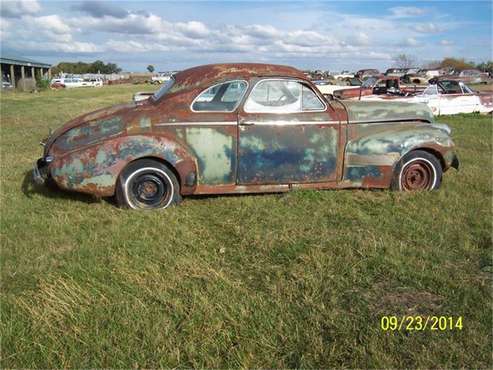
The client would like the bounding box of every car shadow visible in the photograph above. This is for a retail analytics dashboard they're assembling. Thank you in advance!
[21,170,110,205]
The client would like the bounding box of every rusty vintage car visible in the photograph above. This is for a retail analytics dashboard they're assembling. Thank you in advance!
[33,63,459,210]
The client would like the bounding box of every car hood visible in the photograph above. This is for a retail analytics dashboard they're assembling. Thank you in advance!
[342,100,434,123]
[44,102,136,155]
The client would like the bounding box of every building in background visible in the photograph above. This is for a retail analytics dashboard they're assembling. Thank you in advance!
[1,55,51,91]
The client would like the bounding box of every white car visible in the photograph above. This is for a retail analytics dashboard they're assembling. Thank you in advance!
[363,80,493,115]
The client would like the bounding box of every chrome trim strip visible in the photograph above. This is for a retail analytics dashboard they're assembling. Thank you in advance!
[155,120,338,127]
[245,120,338,126]
[155,121,237,126]
[348,118,430,124]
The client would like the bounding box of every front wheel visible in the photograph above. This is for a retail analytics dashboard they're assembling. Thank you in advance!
[115,159,181,210]
[391,150,443,191]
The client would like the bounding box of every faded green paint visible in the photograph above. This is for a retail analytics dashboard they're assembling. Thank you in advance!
[139,116,151,128]
[50,135,192,196]
[55,116,124,151]
[344,100,434,123]
[185,128,234,184]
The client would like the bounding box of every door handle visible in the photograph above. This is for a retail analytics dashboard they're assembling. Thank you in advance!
[239,121,255,126]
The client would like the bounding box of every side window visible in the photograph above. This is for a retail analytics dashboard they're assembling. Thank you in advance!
[244,80,324,113]
[192,80,247,112]
[302,85,325,110]
[423,85,438,95]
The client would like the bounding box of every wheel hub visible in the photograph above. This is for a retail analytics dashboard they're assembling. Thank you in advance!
[401,161,433,190]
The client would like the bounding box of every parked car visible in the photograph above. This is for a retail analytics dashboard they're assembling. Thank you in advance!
[50,77,103,88]
[385,68,409,78]
[361,80,493,115]
[355,69,380,79]
[34,63,459,210]
[332,76,425,100]
[431,69,490,85]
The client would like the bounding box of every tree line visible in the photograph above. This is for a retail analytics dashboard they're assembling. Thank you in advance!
[394,55,493,74]
[51,60,122,75]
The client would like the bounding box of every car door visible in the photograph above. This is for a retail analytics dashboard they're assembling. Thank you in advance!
[237,78,340,184]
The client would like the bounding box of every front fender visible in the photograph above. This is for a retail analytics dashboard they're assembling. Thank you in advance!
[49,135,198,197]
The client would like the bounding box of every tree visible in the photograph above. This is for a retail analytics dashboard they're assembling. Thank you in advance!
[147,65,155,73]
[474,61,493,74]
[439,58,474,71]
[393,54,417,69]
[51,60,122,75]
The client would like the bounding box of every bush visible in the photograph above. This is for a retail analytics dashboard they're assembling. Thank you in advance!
[36,76,50,90]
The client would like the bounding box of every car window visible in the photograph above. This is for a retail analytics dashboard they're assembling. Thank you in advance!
[439,81,462,94]
[302,85,325,110]
[423,85,438,95]
[244,80,324,113]
[192,80,247,112]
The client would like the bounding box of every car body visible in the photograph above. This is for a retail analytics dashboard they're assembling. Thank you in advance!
[432,69,490,85]
[355,69,380,79]
[385,68,410,78]
[34,63,459,210]
[360,80,493,115]
[331,71,354,79]
[332,76,426,100]
[50,77,103,88]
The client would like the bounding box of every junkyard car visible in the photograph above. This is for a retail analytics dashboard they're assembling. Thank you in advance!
[361,80,493,115]
[34,63,459,210]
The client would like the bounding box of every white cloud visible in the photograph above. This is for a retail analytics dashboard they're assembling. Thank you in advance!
[389,6,428,18]
[413,23,445,33]
[29,15,70,34]
[440,39,454,46]
[1,0,41,18]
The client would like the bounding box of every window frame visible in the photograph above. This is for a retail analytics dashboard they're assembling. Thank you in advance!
[190,79,249,113]
[243,78,327,114]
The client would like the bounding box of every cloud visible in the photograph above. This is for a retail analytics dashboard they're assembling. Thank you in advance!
[73,1,128,19]
[413,23,445,33]
[389,6,428,18]
[30,15,71,34]
[440,39,454,46]
[1,0,41,18]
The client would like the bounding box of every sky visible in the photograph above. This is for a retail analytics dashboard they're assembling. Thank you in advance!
[0,0,491,72]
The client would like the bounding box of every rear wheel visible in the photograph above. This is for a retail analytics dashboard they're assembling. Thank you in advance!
[391,150,442,191]
[115,159,181,209]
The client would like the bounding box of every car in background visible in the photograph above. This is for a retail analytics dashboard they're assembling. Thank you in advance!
[431,69,490,85]
[34,63,458,210]
[385,68,410,78]
[361,80,493,115]
[355,69,380,79]
[50,77,103,89]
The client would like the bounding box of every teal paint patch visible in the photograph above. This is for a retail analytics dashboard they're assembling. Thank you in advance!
[344,166,382,181]
[55,116,124,151]
[185,128,235,185]
[344,100,434,123]
[139,117,151,128]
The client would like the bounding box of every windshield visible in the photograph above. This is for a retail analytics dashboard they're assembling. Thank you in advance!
[362,77,378,88]
[152,77,175,101]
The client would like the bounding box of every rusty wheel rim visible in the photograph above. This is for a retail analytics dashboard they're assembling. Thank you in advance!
[401,160,434,191]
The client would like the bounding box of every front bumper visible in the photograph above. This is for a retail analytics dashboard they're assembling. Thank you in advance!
[32,157,50,185]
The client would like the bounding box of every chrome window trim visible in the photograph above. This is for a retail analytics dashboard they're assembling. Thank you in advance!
[243,78,327,114]
[190,79,249,113]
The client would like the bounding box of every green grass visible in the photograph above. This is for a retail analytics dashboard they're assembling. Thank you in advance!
[1,85,492,368]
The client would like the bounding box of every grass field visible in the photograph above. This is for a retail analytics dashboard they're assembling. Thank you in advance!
[1,85,492,368]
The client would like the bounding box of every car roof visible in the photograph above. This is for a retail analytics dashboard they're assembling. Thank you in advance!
[173,63,307,91]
